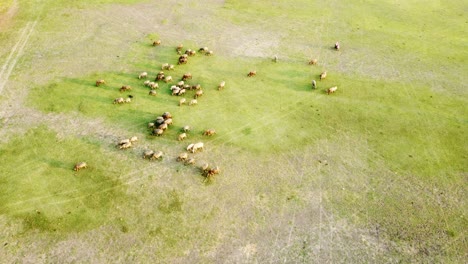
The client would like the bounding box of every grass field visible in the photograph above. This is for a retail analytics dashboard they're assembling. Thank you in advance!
[0,0,466,263]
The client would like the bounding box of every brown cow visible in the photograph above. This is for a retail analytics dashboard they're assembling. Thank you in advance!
[247,71,256,77]
[73,162,87,171]
[96,79,106,87]
[203,129,216,136]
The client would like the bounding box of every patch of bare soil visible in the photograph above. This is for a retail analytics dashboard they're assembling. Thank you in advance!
[0,0,18,31]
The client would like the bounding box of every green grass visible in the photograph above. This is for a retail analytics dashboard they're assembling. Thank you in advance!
[0,127,129,233]
[2,0,468,262]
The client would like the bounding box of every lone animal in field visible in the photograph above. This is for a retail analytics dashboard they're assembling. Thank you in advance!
[203,129,216,136]
[151,151,163,160]
[327,86,338,95]
[334,41,340,50]
[96,79,106,87]
[189,99,197,106]
[113,97,125,104]
[182,125,191,132]
[247,71,256,77]
[143,150,155,159]
[312,80,317,89]
[153,128,164,136]
[120,85,131,92]
[139,72,148,79]
[153,40,161,46]
[273,55,278,63]
[308,59,318,65]
[320,71,327,80]
[179,98,186,106]
[194,90,203,98]
[218,81,225,90]
[177,152,188,162]
[164,76,173,83]
[178,133,187,141]
[73,162,87,171]
[182,73,192,81]
[149,90,157,96]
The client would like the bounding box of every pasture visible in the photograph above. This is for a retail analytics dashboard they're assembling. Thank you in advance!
[0,0,466,263]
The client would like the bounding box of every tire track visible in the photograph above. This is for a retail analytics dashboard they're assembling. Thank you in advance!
[0,20,38,94]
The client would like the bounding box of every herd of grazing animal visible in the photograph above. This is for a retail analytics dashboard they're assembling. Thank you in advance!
[83,40,343,177]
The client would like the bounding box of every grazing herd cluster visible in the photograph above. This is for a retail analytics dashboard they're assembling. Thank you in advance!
[75,39,344,182]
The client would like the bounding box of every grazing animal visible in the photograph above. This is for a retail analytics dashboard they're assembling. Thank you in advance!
[320,71,327,80]
[148,122,155,128]
[96,80,106,87]
[177,152,188,161]
[155,117,165,125]
[153,128,164,136]
[218,81,225,90]
[130,136,138,142]
[247,71,256,77]
[153,40,161,46]
[185,158,195,166]
[201,163,210,173]
[149,90,157,96]
[182,125,191,132]
[178,133,187,141]
[162,63,169,70]
[327,86,338,95]
[178,89,186,96]
[172,87,181,96]
[308,59,318,65]
[73,162,87,171]
[176,44,183,52]
[206,166,220,177]
[188,50,196,56]
[164,118,173,126]
[156,71,165,81]
[203,129,216,136]
[178,56,188,65]
[185,49,193,55]
[199,47,208,53]
[119,138,130,145]
[158,123,168,130]
[191,142,204,153]
[177,80,185,87]
[194,90,203,98]
[273,55,278,62]
[192,84,201,90]
[144,80,151,86]
[179,98,186,106]
[120,85,131,92]
[124,98,132,103]
[150,82,159,89]
[186,144,195,152]
[151,151,163,160]
[162,112,172,119]
[143,150,155,159]
[312,80,317,89]
[182,73,192,81]
[113,97,125,104]
[189,99,198,106]
[206,50,213,56]
[334,41,340,50]
[164,76,173,83]
[168,64,175,71]
[139,72,148,79]
[119,141,132,149]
